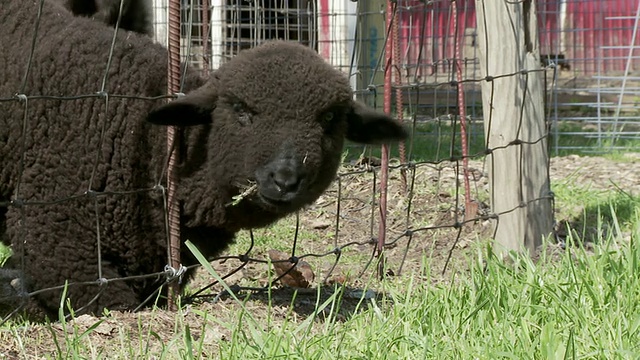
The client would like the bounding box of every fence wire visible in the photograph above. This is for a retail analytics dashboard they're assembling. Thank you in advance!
[0,0,591,323]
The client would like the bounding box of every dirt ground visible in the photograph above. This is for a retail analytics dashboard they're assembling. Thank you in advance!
[1,153,639,358]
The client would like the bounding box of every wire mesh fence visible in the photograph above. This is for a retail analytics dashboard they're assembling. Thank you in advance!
[538,0,640,153]
[162,0,639,153]
[0,0,635,322]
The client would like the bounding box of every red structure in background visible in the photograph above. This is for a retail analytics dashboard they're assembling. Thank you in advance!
[396,0,639,77]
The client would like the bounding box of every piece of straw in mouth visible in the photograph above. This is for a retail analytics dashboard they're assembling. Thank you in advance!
[227,182,258,206]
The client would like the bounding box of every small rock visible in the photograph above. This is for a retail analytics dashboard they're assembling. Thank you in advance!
[345,289,376,300]
[309,220,331,230]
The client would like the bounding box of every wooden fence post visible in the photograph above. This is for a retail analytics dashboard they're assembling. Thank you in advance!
[475,0,553,255]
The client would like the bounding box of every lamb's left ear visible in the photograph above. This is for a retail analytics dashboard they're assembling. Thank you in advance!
[146,86,217,126]
[345,101,408,144]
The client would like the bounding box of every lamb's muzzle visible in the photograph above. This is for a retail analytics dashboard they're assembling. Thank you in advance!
[255,151,307,205]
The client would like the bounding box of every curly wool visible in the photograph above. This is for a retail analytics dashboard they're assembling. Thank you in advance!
[0,0,204,318]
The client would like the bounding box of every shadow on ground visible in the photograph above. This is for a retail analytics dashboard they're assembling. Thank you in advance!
[186,284,389,322]
[555,190,638,244]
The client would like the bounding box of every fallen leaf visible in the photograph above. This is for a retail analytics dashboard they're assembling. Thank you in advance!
[324,274,348,286]
[268,250,315,288]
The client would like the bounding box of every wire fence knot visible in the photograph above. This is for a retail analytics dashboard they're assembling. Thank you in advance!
[164,264,187,284]
[14,94,27,102]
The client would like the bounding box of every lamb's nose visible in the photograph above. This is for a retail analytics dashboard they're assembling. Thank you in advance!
[271,167,301,193]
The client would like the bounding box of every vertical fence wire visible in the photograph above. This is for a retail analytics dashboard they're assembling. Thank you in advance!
[451,0,473,219]
[393,0,407,194]
[166,0,183,311]
[378,0,396,278]
[201,0,211,76]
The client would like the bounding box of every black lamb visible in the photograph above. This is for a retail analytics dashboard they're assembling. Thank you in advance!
[0,0,407,320]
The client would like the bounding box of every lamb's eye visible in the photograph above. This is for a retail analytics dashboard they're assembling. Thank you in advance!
[321,111,334,124]
[233,102,252,126]
[232,102,244,113]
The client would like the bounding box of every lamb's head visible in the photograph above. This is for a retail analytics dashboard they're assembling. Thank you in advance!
[147,41,407,228]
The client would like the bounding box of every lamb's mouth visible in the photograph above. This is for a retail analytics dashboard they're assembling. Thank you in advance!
[256,193,293,208]
[226,181,297,210]
[256,180,312,212]
[228,176,306,210]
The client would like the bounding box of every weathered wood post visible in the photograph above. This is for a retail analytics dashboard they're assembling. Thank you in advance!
[475,0,553,255]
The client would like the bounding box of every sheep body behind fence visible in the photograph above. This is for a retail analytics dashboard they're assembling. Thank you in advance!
[0,0,202,319]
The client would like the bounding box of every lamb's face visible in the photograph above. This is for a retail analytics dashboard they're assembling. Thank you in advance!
[148,41,407,225]
[208,43,355,215]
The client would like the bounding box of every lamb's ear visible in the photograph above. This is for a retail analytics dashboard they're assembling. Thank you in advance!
[147,88,216,126]
[345,101,408,144]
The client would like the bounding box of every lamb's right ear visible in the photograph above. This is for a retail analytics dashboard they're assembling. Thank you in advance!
[345,101,408,144]
[147,88,217,126]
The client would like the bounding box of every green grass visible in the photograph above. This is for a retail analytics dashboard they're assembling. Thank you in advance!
[552,173,640,241]
[227,216,326,256]
[188,222,640,359]
[0,243,9,266]
[3,207,638,359]
[347,121,640,164]
[213,233,639,359]
[550,121,640,156]
[346,121,487,163]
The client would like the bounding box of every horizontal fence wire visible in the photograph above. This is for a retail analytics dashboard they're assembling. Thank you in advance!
[2,0,632,322]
